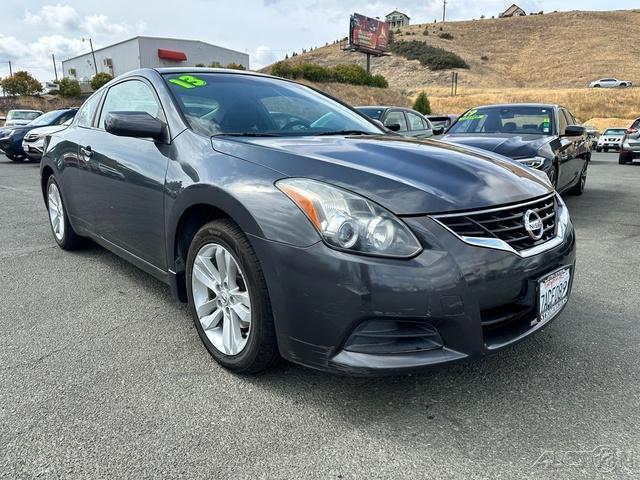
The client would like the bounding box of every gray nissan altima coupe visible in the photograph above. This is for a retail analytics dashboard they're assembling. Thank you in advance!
[40,68,575,375]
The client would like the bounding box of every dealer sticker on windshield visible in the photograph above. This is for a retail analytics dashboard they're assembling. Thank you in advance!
[536,267,571,326]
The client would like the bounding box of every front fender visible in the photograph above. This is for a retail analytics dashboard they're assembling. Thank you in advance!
[164,133,320,272]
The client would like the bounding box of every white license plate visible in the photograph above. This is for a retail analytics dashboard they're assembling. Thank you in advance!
[537,267,571,324]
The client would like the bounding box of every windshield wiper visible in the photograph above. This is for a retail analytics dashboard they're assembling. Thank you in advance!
[212,132,284,137]
[315,130,377,136]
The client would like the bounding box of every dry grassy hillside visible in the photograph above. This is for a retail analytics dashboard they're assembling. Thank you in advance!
[268,10,640,92]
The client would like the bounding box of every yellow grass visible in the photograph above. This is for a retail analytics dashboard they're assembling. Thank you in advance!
[425,87,640,127]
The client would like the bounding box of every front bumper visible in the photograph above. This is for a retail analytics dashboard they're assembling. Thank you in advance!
[253,214,576,376]
[598,141,622,150]
[621,139,640,156]
[22,139,44,159]
[0,136,23,156]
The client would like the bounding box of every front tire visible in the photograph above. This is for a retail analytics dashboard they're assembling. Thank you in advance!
[186,219,278,374]
[46,176,87,250]
[603,147,609,153]
[6,153,25,162]
[568,161,587,195]
[547,163,559,190]
[619,152,632,164]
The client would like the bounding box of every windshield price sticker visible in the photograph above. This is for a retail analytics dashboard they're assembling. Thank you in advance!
[169,75,207,89]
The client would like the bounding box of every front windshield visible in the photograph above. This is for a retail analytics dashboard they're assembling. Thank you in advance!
[9,111,41,121]
[27,110,64,127]
[448,106,555,136]
[356,108,385,120]
[604,129,626,135]
[164,73,382,137]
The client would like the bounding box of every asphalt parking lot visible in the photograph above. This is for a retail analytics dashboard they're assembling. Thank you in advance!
[0,152,638,479]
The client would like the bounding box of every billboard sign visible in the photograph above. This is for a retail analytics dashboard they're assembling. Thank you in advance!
[349,13,390,55]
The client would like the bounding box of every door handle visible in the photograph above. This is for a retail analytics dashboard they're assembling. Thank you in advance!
[80,146,93,158]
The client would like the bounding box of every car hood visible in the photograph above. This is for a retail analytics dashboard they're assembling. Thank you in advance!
[212,135,552,215]
[25,124,68,136]
[440,133,552,159]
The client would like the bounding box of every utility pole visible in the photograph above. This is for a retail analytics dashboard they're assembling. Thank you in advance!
[52,54,58,81]
[8,60,12,77]
[443,0,447,22]
[83,37,98,76]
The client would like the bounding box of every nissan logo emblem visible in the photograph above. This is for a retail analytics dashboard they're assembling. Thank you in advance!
[523,209,544,240]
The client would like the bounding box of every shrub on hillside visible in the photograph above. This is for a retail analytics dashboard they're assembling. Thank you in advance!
[270,62,388,88]
[412,92,431,115]
[423,28,429,36]
[390,40,469,70]
[89,72,113,90]
[57,78,82,97]
[438,32,454,40]
[0,71,42,96]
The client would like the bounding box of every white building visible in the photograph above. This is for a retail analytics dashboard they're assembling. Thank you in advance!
[385,10,410,28]
[62,36,249,83]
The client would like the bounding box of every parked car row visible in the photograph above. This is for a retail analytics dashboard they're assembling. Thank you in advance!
[5,68,635,376]
[0,108,77,161]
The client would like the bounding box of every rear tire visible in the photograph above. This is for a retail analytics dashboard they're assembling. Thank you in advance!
[595,147,602,152]
[186,219,279,374]
[46,176,87,250]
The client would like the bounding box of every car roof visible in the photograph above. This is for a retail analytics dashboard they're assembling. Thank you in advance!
[466,103,556,109]
[8,109,43,113]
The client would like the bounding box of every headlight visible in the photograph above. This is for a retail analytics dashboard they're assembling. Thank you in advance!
[517,156,546,169]
[556,193,570,239]
[276,178,422,258]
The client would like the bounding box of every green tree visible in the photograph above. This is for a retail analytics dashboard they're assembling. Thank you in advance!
[226,62,246,70]
[57,78,82,97]
[0,71,42,96]
[413,92,431,115]
[89,72,113,91]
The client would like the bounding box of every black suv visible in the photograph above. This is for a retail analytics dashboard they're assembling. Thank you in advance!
[442,103,590,195]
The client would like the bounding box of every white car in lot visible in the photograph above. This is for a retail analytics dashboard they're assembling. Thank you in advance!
[21,118,73,161]
[596,128,626,152]
[3,109,43,127]
[589,78,633,88]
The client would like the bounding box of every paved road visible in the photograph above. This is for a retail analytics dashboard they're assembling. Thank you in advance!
[0,153,638,479]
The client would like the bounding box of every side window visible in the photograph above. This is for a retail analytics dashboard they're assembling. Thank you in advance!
[99,80,160,129]
[76,92,103,128]
[406,111,425,131]
[558,109,568,135]
[384,110,408,132]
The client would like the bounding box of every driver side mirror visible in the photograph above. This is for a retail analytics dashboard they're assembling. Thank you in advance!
[105,112,166,141]
[563,125,586,137]
[432,126,445,135]
[385,123,401,132]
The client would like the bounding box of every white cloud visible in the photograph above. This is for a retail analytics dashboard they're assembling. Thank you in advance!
[85,14,130,37]
[24,4,80,31]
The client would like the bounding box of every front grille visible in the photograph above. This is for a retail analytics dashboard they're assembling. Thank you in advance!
[434,194,557,252]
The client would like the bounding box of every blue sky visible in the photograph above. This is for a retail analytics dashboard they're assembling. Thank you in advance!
[1,0,637,81]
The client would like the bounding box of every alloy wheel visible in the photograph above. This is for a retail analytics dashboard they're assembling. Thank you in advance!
[191,243,252,355]
[47,183,65,241]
